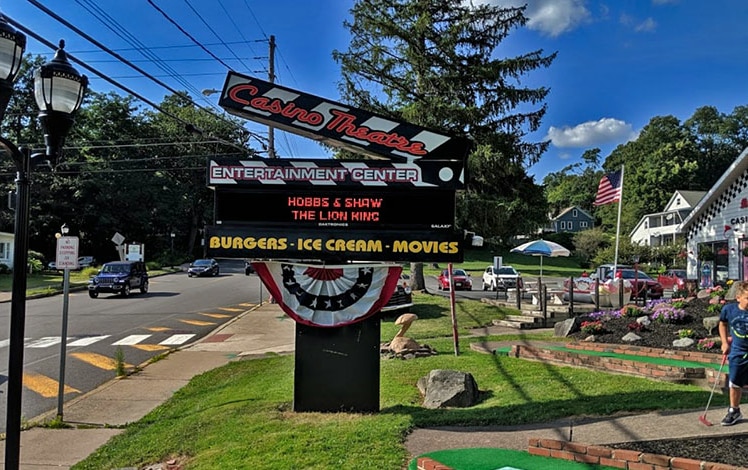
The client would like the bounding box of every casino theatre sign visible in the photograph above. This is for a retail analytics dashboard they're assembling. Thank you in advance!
[206,72,471,263]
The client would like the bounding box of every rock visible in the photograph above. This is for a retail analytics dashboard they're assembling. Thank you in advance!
[636,316,651,327]
[673,337,695,348]
[389,336,421,353]
[704,316,720,335]
[418,369,479,409]
[697,289,711,300]
[622,332,641,342]
[726,282,738,301]
[554,318,577,337]
[583,334,597,342]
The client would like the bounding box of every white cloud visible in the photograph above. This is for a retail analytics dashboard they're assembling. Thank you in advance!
[545,118,638,148]
[481,0,591,37]
[634,17,657,32]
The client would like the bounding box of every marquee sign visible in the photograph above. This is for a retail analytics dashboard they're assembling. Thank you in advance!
[208,157,465,189]
[206,225,463,262]
[214,189,454,230]
[218,71,472,163]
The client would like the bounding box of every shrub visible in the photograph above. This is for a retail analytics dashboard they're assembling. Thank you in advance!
[621,305,643,318]
[580,320,604,335]
[707,303,723,315]
[650,306,688,323]
[697,338,721,351]
[678,329,695,339]
[627,321,644,333]
[670,300,687,309]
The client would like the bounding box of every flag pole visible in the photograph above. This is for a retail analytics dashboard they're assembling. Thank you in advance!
[612,165,625,277]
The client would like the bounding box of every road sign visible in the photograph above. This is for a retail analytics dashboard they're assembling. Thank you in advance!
[56,236,79,270]
[112,232,125,246]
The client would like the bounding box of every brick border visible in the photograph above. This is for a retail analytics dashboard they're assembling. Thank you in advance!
[529,438,747,470]
[507,344,726,384]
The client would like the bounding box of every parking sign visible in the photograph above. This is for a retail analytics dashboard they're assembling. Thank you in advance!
[56,236,79,270]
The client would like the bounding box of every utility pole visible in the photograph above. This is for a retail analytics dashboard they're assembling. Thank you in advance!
[268,35,277,158]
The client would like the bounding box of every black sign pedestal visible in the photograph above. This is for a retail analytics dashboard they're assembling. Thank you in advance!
[293,315,380,413]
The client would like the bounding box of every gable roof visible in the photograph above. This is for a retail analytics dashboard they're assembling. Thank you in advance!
[676,190,707,207]
[679,146,748,235]
[552,206,594,221]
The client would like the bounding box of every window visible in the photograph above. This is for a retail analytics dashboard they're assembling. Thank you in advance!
[581,221,588,228]
[560,221,566,229]
[0,242,8,259]
[573,209,578,217]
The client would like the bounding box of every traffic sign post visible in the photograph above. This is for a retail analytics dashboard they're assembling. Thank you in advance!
[54,235,78,420]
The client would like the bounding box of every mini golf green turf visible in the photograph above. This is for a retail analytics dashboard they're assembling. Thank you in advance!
[407,448,621,470]
[493,345,722,370]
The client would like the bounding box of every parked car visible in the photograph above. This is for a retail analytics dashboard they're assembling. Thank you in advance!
[604,268,663,299]
[437,268,472,291]
[716,265,728,283]
[48,256,96,271]
[481,265,523,291]
[657,269,687,290]
[244,260,255,275]
[381,273,414,314]
[88,261,149,298]
[591,264,632,280]
[188,259,220,277]
[78,256,96,268]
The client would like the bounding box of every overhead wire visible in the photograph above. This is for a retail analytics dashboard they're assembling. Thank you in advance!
[182,0,255,74]
[19,3,270,152]
[1,13,254,155]
[74,0,204,100]
[146,0,235,72]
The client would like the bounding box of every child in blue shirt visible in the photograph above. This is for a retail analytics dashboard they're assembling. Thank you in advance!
[719,280,748,425]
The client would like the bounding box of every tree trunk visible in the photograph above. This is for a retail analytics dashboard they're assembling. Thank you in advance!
[410,262,425,291]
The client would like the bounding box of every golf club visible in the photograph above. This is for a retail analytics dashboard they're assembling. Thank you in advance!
[699,353,727,426]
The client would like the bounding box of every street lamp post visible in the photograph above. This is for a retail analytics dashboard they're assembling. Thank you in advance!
[0,18,87,469]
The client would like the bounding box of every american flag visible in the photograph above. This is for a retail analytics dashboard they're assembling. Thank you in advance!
[593,170,622,206]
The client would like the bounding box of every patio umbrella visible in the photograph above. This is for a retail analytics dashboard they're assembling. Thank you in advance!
[510,239,571,278]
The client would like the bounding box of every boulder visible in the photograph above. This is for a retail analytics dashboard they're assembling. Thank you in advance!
[673,337,695,348]
[389,336,421,353]
[622,332,641,342]
[703,316,721,335]
[554,318,577,337]
[418,369,479,409]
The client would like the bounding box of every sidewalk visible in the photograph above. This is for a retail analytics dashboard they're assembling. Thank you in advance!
[0,301,741,468]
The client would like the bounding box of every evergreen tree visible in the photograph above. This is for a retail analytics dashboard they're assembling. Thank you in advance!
[334,0,555,286]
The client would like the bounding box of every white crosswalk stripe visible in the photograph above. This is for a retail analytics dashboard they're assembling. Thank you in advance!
[159,334,195,345]
[112,334,152,345]
[68,335,111,346]
[27,337,63,348]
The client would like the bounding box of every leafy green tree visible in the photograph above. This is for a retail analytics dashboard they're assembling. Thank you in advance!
[334,0,555,287]
[544,148,603,215]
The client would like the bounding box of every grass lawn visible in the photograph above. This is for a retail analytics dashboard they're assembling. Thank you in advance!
[0,266,181,298]
[73,291,713,470]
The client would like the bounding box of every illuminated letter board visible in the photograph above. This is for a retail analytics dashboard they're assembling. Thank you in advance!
[209,74,471,263]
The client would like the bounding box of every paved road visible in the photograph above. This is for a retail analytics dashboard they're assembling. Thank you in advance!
[0,259,264,433]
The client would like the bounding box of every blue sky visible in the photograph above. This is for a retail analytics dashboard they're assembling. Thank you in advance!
[3,0,748,182]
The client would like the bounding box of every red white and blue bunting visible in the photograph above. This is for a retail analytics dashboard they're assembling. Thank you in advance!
[251,261,402,327]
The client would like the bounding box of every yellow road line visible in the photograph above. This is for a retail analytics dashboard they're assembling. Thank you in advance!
[132,344,170,351]
[200,312,232,319]
[146,326,172,332]
[237,303,255,307]
[23,372,79,398]
[70,352,133,371]
[218,307,244,312]
[179,319,216,326]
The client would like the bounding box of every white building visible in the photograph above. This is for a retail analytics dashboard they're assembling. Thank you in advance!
[679,147,748,286]
[630,190,705,246]
[0,232,13,268]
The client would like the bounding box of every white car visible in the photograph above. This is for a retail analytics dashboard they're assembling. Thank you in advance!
[481,265,523,291]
